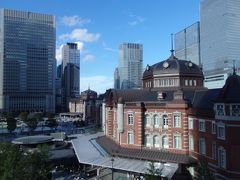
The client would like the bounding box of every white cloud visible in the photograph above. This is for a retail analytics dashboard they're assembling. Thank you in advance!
[102,41,117,52]
[56,44,63,65]
[82,54,95,63]
[128,14,145,26]
[61,15,91,26]
[59,28,100,42]
[80,75,113,94]
[74,41,84,51]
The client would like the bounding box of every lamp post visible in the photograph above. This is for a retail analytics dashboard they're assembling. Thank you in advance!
[111,157,114,180]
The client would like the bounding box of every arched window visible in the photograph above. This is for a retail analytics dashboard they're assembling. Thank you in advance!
[153,135,160,148]
[145,135,151,147]
[162,135,168,148]
[153,115,159,128]
[145,114,151,127]
[162,114,168,128]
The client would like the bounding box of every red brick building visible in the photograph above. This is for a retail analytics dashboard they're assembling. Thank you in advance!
[102,53,240,179]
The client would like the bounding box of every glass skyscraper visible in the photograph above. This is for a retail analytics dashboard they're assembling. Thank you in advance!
[61,43,80,111]
[0,9,56,112]
[200,0,240,88]
[118,43,143,89]
[175,22,201,66]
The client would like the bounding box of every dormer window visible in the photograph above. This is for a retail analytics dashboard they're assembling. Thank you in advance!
[232,105,240,116]
[216,104,224,116]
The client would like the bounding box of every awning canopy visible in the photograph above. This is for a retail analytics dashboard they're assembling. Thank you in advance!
[71,133,178,179]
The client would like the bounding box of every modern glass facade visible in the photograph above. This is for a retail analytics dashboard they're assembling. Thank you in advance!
[118,43,143,89]
[200,0,240,88]
[0,9,56,112]
[175,22,200,66]
[61,43,80,110]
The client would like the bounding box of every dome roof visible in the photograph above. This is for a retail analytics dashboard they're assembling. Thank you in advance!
[143,54,203,79]
[216,73,240,103]
[82,88,97,95]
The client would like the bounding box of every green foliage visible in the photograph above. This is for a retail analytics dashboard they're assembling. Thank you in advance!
[25,117,38,132]
[33,112,44,121]
[19,112,28,122]
[6,117,16,133]
[0,142,52,180]
[46,112,55,119]
[145,161,162,180]
[195,161,214,180]
[47,118,57,129]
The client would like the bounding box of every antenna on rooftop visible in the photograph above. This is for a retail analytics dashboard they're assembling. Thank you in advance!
[170,33,174,56]
[233,60,236,75]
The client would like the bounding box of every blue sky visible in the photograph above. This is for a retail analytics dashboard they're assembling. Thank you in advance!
[1,0,200,93]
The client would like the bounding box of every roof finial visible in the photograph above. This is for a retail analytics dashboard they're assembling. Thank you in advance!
[233,60,236,75]
[88,84,90,90]
[170,33,174,56]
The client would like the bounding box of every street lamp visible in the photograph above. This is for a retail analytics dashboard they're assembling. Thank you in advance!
[111,157,114,180]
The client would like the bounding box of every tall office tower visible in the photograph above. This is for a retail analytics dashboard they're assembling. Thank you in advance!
[0,9,56,112]
[200,0,240,88]
[61,43,80,111]
[175,22,201,66]
[114,68,120,89]
[118,43,143,89]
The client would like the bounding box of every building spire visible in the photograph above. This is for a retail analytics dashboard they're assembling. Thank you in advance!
[170,33,174,56]
[88,84,90,90]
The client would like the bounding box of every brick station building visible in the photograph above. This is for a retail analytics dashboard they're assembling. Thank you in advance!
[100,52,240,179]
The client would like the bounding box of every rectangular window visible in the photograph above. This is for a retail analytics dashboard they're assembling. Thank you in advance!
[173,135,181,149]
[188,117,193,129]
[163,114,168,128]
[128,113,134,125]
[173,114,181,128]
[217,125,225,140]
[189,135,194,150]
[199,138,206,155]
[232,105,240,116]
[212,142,216,159]
[199,120,205,132]
[216,104,224,116]
[128,132,134,144]
[185,79,188,86]
[218,148,226,169]
[212,122,216,134]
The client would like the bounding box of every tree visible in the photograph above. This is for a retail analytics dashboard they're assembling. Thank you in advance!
[195,161,214,180]
[145,161,162,180]
[47,118,57,130]
[6,117,16,134]
[25,117,38,133]
[19,112,28,122]
[33,112,44,121]
[0,142,52,180]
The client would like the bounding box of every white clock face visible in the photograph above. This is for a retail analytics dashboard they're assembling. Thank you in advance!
[163,62,169,68]
[188,62,193,67]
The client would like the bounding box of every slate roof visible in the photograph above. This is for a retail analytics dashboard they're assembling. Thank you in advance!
[96,136,197,165]
[215,73,240,103]
[143,54,203,79]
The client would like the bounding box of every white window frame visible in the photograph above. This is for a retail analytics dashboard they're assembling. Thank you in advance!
[188,117,193,129]
[199,138,206,155]
[173,134,181,149]
[217,124,225,140]
[199,120,206,132]
[162,135,168,149]
[128,113,134,125]
[153,135,160,148]
[145,114,151,128]
[212,121,216,134]
[189,135,194,151]
[218,147,226,169]
[162,114,168,129]
[145,134,151,147]
[216,104,224,116]
[127,131,134,144]
[153,115,160,128]
[173,114,181,128]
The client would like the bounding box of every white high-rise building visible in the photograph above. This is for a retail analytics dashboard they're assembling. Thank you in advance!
[118,43,143,89]
[200,0,240,88]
